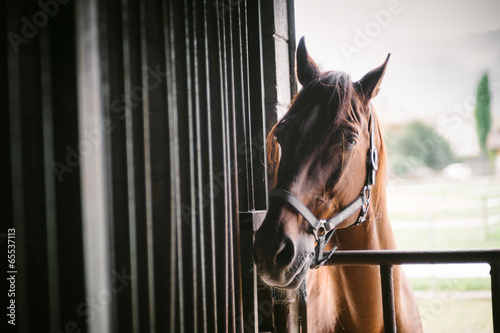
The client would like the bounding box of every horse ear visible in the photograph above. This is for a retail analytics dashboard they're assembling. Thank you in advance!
[296,37,320,87]
[356,54,391,102]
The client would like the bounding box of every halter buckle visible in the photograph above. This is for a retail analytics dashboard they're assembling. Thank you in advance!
[356,185,372,224]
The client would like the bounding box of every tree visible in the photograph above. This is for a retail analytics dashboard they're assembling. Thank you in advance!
[474,73,492,154]
[387,121,456,176]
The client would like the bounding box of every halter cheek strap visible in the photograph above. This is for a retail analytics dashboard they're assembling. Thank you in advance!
[268,111,378,269]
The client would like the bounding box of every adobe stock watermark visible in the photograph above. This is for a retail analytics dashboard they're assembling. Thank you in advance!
[339,0,406,63]
[213,0,243,21]
[236,299,273,332]
[49,267,134,333]
[7,0,71,54]
[436,80,499,137]
[417,277,463,332]
[51,64,166,182]
[180,128,266,225]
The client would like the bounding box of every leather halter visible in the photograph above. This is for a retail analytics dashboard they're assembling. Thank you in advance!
[269,111,379,269]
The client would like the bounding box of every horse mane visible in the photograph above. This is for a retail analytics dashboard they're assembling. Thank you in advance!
[266,70,387,212]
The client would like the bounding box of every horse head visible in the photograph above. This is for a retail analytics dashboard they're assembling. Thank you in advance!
[253,37,389,289]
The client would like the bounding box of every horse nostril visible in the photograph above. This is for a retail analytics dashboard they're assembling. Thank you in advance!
[274,238,295,268]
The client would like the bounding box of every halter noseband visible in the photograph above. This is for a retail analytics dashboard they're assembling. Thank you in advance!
[269,111,379,269]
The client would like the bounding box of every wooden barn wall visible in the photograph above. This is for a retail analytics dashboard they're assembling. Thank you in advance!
[2,0,296,332]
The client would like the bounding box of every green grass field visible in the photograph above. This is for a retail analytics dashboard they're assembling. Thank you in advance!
[386,176,499,332]
[388,176,500,250]
[418,297,492,333]
[409,277,491,291]
[394,222,500,250]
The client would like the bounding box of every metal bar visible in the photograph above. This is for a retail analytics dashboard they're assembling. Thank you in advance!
[491,263,500,333]
[222,5,241,331]
[191,1,209,331]
[228,6,246,332]
[213,2,232,331]
[326,249,500,266]
[380,265,396,333]
[205,1,226,331]
[173,0,196,331]
[201,1,218,331]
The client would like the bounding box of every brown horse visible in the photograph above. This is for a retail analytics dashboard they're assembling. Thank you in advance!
[253,37,422,332]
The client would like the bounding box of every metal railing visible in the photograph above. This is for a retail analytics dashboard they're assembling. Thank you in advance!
[320,249,500,333]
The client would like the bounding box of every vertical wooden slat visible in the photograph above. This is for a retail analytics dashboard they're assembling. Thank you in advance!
[233,0,251,213]
[76,0,112,332]
[6,11,29,331]
[247,0,268,210]
[7,2,51,332]
[122,0,150,331]
[138,0,158,331]
[141,0,174,332]
[99,0,135,331]
[3,1,284,332]
[242,0,258,211]
[49,3,86,330]
[0,0,11,228]
[40,22,61,333]
[287,0,297,98]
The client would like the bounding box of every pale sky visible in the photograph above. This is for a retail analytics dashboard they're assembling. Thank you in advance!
[294,0,500,156]
[295,0,500,76]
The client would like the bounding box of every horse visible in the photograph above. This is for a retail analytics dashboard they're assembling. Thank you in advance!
[252,37,422,332]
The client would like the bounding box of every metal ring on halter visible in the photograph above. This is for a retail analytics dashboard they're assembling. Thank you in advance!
[313,221,327,242]
[371,147,379,171]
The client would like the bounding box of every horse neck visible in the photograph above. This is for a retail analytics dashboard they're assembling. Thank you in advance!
[335,185,396,251]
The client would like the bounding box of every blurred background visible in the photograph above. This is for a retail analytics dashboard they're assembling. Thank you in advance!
[295,0,500,331]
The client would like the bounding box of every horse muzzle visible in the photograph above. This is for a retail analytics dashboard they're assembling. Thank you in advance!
[253,221,313,289]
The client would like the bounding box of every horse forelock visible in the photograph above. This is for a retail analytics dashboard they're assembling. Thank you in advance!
[266,70,367,186]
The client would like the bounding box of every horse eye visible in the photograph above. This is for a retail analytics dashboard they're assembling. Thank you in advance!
[344,134,357,149]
